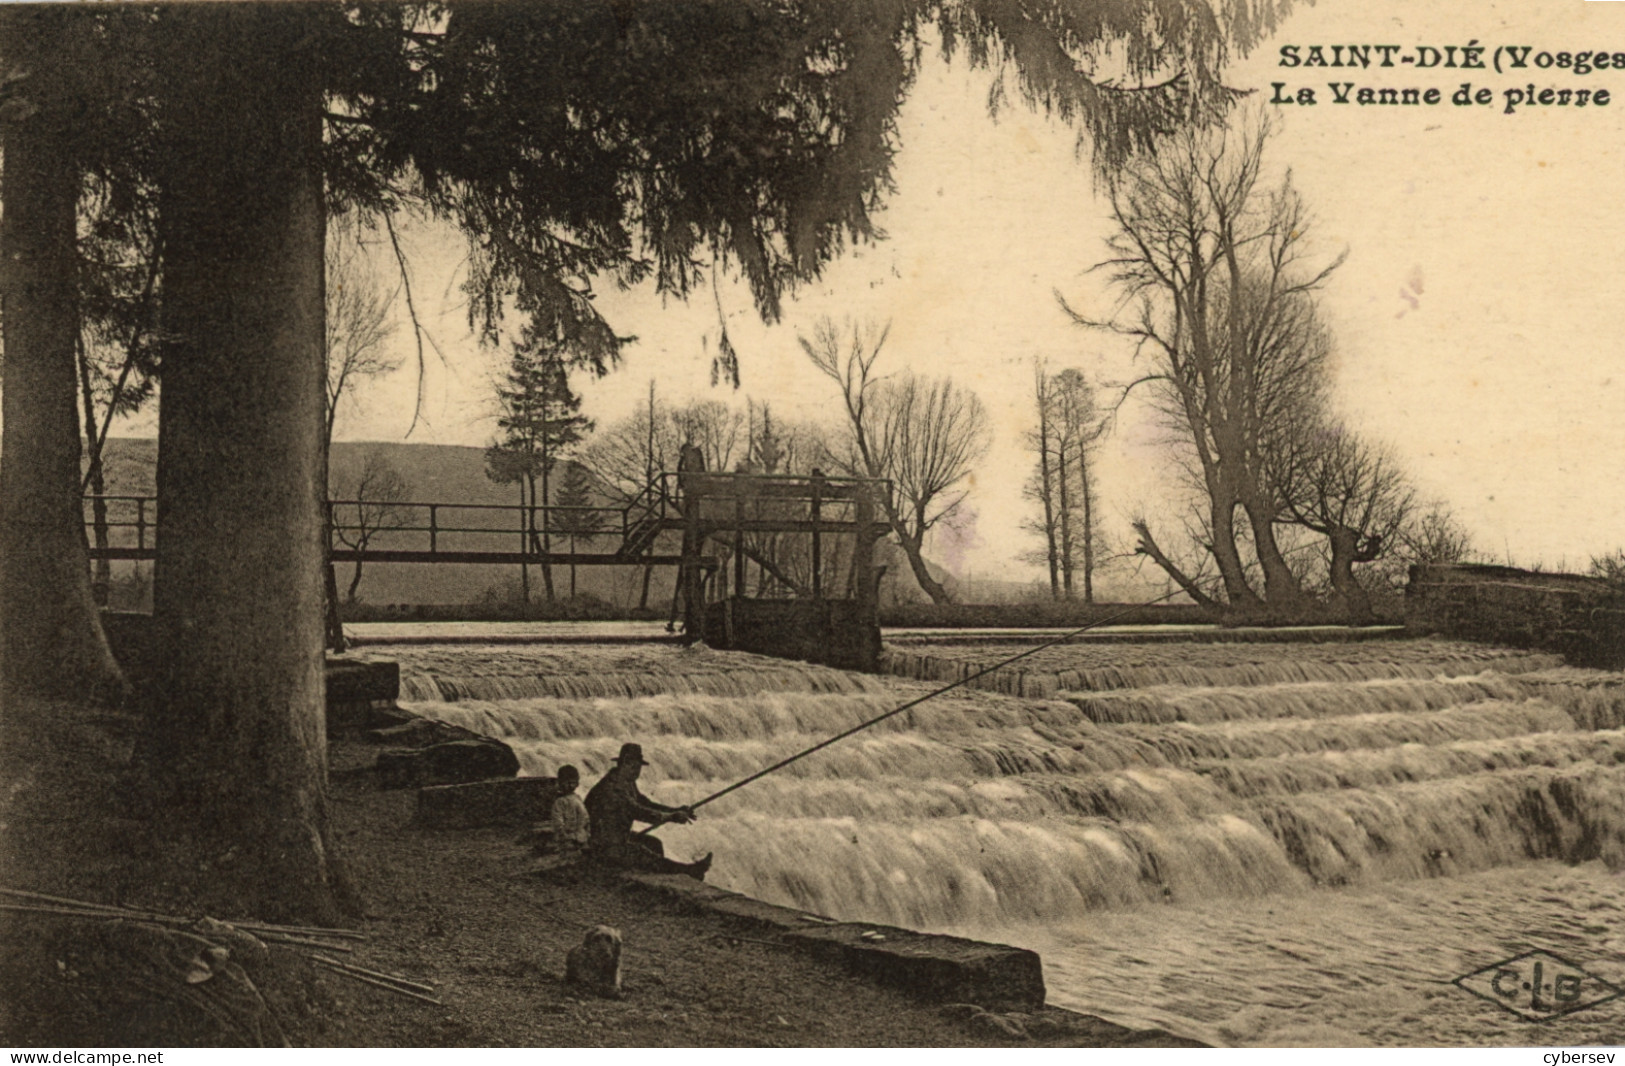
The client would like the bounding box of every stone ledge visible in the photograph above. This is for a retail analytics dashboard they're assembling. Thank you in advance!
[379,739,519,790]
[622,873,840,936]
[327,657,400,702]
[1405,563,1625,668]
[621,873,1042,1010]
[415,776,557,829]
[785,921,1045,1011]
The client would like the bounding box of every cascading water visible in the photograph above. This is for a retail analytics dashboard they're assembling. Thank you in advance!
[386,637,1625,1045]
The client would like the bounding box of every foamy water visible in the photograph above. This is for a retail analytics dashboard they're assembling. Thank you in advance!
[382,637,1625,1045]
[982,861,1625,1047]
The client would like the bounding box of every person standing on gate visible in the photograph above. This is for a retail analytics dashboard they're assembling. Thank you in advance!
[584,743,711,879]
[670,442,708,633]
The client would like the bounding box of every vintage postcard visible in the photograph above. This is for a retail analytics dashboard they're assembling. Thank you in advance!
[4,0,1625,1053]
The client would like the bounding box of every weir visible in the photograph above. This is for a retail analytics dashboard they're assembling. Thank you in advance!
[387,639,1625,934]
[350,632,1625,1042]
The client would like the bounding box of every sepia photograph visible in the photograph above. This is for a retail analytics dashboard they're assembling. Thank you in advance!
[1,0,1624,1051]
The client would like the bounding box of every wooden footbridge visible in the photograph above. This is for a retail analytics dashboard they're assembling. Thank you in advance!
[86,470,893,666]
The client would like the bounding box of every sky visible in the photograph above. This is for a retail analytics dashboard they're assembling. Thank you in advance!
[316,0,1625,588]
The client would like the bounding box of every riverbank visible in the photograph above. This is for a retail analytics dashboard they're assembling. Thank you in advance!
[310,736,1202,1046]
[0,695,1200,1048]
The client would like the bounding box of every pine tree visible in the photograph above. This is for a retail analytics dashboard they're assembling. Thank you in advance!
[750,403,784,474]
[550,460,599,600]
[485,329,593,601]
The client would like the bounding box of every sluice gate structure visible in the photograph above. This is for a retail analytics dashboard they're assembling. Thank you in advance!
[674,470,889,670]
[84,469,892,670]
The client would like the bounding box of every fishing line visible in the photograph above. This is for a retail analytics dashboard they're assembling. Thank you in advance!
[646,584,1193,829]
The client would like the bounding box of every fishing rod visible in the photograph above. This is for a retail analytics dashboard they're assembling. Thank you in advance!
[644,584,1193,829]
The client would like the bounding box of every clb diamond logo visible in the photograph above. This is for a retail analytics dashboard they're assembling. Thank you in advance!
[1454,950,1623,1022]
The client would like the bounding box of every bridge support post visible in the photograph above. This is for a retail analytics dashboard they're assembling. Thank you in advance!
[853,486,878,621]
[681,487,705,641]
[734,492,745,600]
[810,469,824,599]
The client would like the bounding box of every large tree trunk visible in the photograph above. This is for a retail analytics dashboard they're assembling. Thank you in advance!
[895,526,952,604]
[0,8,126,706]
[1326,526,1375,625]
[1241,491,1305,612]
[1131,520,1218,611]
[1208,491,1261,609]
[1080,449,1095,604]
[150,6,351,922]
[1057,442,1074,600]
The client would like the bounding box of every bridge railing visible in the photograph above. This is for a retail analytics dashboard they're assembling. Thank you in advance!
[659,470,888,499]
[83,495,637,559]
[325,499,630,557]
[81,495,155,553]
[620,475,670,538]
[82,470,891,561]
[659,470,886,525]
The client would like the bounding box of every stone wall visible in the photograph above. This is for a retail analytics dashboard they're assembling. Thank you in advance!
[703,598,881,672]
[1405,563,1625,668]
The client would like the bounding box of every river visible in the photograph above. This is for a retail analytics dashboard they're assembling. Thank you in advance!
[386,635,1625,1046]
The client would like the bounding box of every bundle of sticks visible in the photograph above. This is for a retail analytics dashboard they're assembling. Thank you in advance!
[0,886,439,1005]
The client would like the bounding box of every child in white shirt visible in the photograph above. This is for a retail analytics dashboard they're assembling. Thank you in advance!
[551,764,590,858]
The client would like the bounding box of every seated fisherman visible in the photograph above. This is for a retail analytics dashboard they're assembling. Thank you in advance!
[549,764,590,858]
[583,743,712,880]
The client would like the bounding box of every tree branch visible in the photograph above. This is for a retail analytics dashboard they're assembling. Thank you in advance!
[383,211,430,437]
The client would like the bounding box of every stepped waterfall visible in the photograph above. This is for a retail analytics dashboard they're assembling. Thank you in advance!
[388,638,1625,1046]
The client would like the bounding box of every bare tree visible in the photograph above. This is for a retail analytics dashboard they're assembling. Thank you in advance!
[331,450,412,604]
[1024,362,1107,601]
[802,317,991,604]
[1410,505,1474,561]
[580,381,678,610]
[324,220,399,448]
[739,403,837,596]
[584,382,673,501]
[1395,502,1475,574]
[1130,515,1222,609]
[1023,363,1062,597]
[1273,420,1415,623]
[1051,368,1106,602]
[584,390,780,606]
[670,398,746,473]
[1068,115,1343,618]
[72,162,163,610]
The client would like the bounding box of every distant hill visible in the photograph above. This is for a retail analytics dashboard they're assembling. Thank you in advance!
[99,437,524,502]
[327,441,514,508]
